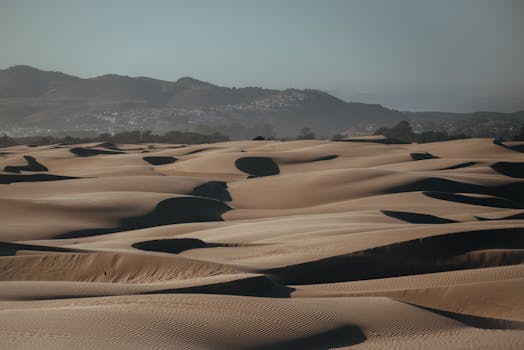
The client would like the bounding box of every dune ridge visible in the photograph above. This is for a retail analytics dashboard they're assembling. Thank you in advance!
[0,138,523,349]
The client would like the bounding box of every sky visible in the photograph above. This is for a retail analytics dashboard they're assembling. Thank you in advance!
[0,0,523,112]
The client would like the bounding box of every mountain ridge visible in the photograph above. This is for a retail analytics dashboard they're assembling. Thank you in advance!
[0,65,404,137]
[0,65,522,139]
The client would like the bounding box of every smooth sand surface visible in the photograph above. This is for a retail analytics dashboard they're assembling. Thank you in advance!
[1,138,523,349]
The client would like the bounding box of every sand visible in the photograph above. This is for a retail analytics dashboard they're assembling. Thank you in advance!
[0,138,523,349]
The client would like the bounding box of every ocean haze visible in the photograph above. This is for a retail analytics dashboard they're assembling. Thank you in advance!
[1,0,523,112]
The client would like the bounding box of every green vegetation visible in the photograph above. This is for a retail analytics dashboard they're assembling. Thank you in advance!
[513,125,524,141]
[0,130,229,148]
[0,134,17,147]
[374,120,469,143]
[296,127,316,140]
[330,133,345,141]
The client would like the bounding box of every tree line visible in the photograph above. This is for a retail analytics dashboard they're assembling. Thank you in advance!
[0,130,229,148]
[373,120,469,143]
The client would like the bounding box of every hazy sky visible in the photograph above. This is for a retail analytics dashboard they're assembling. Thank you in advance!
[1,0,523,112]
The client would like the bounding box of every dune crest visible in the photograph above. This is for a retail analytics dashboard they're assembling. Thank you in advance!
[1,138,523,348]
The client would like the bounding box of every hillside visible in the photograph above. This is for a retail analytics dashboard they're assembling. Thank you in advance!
[406,110,524,138]
[1,66,523,140]
[0,66,403,138]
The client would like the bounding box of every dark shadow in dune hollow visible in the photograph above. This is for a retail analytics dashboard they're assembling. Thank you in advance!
[423,191,524,209]
[491,162,524,179]
[0,242,81,256]
[336,138,409,144]
[235,157,280,178]
[132,238,261,255]
[70,147,124,157]
[310,155,338,162]
[142,156,177,165]
[250,325,366,350]
[382,210,458,224]
[493,139,524,153]
[475,212,524,221]
[143,275,295,298]
[147,145,187,150]
[266,227,524,285]
[0,173,78,184]
[410,152,439,160]
[133,238,221,254]
[94,142,121,150]
[387,177,524,205]
[190,181,232,201]
[3,155,48,173]
[400,301,524,330]
[55,196,232,239]
[183,148,212,155]
[439,162,478,170]
[508,144,524,153]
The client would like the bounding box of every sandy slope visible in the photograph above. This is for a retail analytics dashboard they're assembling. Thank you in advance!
[0,138,523,349]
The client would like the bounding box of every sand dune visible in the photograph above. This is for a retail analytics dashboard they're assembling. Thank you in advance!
[142,155,177,165]
[0,173,77,184]
[70,146,124,157]
[492,161,524,178]
[235,157,281,178]
[3,155,48,173]
[0,138,523,349]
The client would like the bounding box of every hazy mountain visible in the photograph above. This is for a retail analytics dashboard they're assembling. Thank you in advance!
[1,66,522,139]
[0,66,403,138]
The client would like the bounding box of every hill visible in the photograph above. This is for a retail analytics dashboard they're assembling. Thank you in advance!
[0,65,403,138]
[1,66,523,140]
